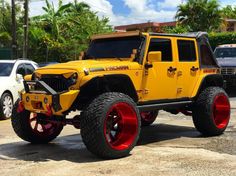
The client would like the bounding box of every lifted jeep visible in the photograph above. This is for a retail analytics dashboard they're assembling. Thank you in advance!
[12,31,231,159]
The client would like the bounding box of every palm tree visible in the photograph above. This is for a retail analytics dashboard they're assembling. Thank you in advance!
[175,0,222,32]
[36,0,71,41]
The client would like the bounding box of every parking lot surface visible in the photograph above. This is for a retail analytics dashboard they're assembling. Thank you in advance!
[0,98,236,176]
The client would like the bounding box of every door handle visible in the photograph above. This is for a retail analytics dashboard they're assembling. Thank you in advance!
[168,66,177,72]
[190,66,199,72]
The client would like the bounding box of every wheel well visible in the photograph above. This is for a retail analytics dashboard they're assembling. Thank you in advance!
[74,74,138,110]
[195,74,224,99]
[1,90,13,100]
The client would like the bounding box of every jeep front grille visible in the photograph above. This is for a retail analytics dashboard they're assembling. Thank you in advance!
[221,68,236,75]
[41,75,69,92]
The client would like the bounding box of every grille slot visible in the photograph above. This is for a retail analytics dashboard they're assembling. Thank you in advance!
[221,68,235,75]
[40,75,69,92]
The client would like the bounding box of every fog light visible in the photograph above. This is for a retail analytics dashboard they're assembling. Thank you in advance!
[44,97,48,104]
[26,96,30,102]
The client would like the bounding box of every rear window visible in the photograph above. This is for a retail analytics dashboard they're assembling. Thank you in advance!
[201,44,217,66]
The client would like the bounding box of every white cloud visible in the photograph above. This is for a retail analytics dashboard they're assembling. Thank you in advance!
[121,0,176,24]
[158,0,183,9]
[27,0,236,27]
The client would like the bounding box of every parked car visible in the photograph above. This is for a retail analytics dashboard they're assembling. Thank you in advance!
[0,59,38,120]
[214,44,236,89]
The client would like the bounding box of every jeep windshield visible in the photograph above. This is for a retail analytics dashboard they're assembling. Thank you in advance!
[215,48,236,58]
[0,63,14,76]
[85,36,143,60]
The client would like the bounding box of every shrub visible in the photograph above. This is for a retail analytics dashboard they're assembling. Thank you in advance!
[209,32,236,50]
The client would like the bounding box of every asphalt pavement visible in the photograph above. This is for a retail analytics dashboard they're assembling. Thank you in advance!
[0,95,236,176]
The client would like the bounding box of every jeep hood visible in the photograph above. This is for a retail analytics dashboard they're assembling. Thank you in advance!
[217,57,236,67]
[35,60,141,75]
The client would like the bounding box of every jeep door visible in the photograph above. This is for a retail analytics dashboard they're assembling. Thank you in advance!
[175,39,200,98]
[141,37,177,101]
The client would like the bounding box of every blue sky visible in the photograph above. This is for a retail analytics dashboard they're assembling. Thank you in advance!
[28,0,236,26]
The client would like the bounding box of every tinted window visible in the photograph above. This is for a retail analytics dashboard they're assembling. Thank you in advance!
[178,40,196,61]
[25,64,35,74]
[16,64,25,76]
[0,63,14,76]
[86,36,142,59]
[215,48,236,58]
[201,45,216,66]
[148,38,172,61]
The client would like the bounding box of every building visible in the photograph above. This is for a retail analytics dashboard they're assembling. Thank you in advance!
[114,21,177,33]
[115,19,236,33]
[224,19,236,32]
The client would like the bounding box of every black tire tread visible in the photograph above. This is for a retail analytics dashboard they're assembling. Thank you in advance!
[192,87,230,136]
[11,99,63,143]
[141,111,158,127]
[80,92,140,159]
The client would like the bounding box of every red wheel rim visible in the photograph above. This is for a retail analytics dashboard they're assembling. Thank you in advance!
[213,94,230,129]
[104,102,138,151]
[140,111,156,122]
[29,113,60,137]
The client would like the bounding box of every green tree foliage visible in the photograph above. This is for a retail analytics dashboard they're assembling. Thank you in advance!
[175,0,222,32]
[221,5,236,19]
[209,32,236,50]
[0,2,22,48]
[0,0,112,62]
[163,25,190,34]
[29,0,112,62]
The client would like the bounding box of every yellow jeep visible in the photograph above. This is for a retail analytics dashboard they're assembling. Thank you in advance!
[12,31,231,159]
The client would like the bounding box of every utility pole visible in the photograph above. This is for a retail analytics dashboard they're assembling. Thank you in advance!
[23,0,29,58]
[11,0,17,59]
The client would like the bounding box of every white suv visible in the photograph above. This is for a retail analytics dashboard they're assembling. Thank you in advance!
[0,60,38,120]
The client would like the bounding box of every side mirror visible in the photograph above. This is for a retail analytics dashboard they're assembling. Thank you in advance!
[148,51,162,63]
[16,74,23,81]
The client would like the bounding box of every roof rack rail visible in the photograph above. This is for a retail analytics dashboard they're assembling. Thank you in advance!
[149,31,208,39]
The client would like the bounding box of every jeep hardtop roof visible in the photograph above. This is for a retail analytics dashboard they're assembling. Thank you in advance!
[91,31,208,40]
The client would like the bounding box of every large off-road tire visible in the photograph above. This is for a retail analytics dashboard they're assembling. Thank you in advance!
[81,92,141,159]
[192,87,230,136]
[140,111,158,126]
[11,100,63,143]
[0,92,13,120]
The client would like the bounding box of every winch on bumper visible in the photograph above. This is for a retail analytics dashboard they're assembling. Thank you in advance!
[22,80,79,116]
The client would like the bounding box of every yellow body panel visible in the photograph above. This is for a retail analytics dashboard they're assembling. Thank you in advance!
[174,38,200,98]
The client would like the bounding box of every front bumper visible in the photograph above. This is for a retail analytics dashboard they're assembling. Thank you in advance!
[22,81,79,116]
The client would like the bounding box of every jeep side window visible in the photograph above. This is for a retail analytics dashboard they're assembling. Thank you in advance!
[148,38,172,61]
[201,44,217,66]
[177,40,196,62]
